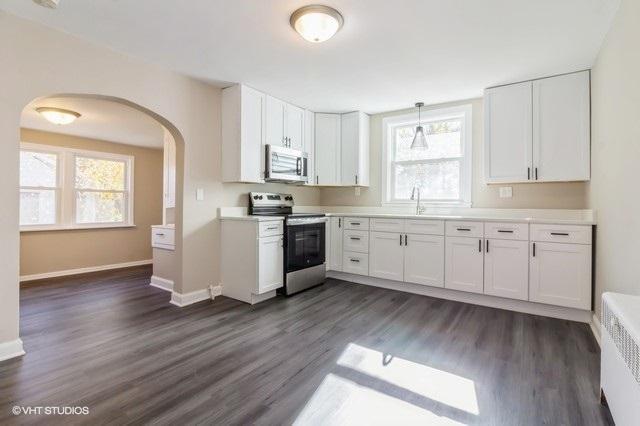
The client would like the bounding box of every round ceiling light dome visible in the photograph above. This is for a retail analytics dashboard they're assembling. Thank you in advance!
[290,5,344,43]
[32,0,60,9]
[36,107,81,125]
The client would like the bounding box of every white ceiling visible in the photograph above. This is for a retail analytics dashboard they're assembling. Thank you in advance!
[3,0,620,114]
[22,96,165,148]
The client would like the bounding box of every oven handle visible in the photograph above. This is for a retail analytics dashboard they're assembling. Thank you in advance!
[286,217,328,226]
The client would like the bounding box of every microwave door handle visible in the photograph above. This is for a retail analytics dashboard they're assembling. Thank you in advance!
[296,157,301,176]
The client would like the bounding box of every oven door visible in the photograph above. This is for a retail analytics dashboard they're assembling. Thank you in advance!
[285,219,326,273]
[265,145,308,183]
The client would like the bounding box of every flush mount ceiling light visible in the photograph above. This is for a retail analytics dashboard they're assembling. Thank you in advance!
[411,102,428,150]
[290,5,344,43]
[36,107,81,125]
[32,0,60,8]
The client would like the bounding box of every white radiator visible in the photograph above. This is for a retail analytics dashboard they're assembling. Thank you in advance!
[601,292,640,426]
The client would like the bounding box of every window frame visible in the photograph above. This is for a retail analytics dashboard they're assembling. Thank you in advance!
[19,145,62,227]
[381,104,473,207]
[20,142,135,232]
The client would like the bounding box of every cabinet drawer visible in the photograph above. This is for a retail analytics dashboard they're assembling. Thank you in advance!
[405,219,445,236]
[343,251,369,275]
[446,221,484,238]
[344,217,370,231]
[530,224,591,245]
[258,220,283,237]
[370,218,405,233]
[152,227,175,249]
[343,230,369,253]
[484,222,528,241]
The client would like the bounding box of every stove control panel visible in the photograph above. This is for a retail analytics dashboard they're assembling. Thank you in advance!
[250,192,294,207]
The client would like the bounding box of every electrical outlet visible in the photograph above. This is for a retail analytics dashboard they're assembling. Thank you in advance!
[499,186,513,198]
[196,188,204,201]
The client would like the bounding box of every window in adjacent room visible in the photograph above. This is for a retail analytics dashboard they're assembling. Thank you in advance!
[381,104,472,207]
[20,143,134,230]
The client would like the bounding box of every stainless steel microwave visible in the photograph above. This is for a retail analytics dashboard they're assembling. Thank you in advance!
[265,145,308,183]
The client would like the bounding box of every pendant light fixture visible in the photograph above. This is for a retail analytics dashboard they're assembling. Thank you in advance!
[410,102,428,150]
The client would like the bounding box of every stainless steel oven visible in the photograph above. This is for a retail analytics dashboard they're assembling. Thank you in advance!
[265,145,308,183]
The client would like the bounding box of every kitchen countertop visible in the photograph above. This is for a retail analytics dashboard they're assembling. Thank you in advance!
[324,212,595,225]
[220,215,284,222]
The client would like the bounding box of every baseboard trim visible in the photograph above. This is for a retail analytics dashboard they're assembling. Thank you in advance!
[150,275,174,292]
[0,339,25,363]
[20,260,153,282]
[328,271,593,323]
[590,313,602,347]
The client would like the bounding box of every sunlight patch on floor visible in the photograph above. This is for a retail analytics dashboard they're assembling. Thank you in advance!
[337,343,479,415]
[294,373,466,426]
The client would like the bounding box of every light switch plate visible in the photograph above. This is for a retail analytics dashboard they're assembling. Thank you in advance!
[196,188,204,201]
[499,186,513,198]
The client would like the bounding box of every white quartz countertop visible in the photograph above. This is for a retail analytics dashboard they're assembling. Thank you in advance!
[220,215,284,222]
[324,212,595,225]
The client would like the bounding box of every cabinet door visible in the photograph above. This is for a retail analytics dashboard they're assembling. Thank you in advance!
[315,113,341,185]
[304,110,315,185]
[404,234,444,287]
[484,239,528,300]
[240,86,266,182]
[533,71,590,182]
[286,104,304,150]
[258,235,284,294]
[369,232,404,281]
[341,111,359,186]
[484,81,533,183]
[265,95,285,147]
[328,217,343,271]
[445,236,484,294]
[529,242,591,309]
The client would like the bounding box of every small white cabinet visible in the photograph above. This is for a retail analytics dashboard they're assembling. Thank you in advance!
[529,241,592,310]
[221,219,284,304]
[484,70,590,183]
[445,236,484,294]
[328,217,343,271]
[404,234,444,287]
[286,104,304,150]
[369,231,404,281]
[221,84,266,183]
[484,239,529,300]
[265,95,285,147]
[315,113,342,185]
[304,110,316,186]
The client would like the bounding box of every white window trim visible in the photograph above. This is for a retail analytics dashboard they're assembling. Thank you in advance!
[20,142,135,232]
[381,104,473,207]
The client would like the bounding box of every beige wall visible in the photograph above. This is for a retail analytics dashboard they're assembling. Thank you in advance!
[588,0,638,317]
[20,129,163,277]
[320,99,588,209]
[0,12,321,348]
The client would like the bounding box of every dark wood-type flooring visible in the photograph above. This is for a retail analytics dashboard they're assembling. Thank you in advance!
[0,265,612,425]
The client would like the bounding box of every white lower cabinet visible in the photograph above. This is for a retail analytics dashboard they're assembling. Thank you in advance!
[343,252,369,275]
[369,232,404,281]
[404,234,444,287]
[529,241,592,310]
[258,235,284,293]
[328,217,343,271]
[483,239,529,300]
[445,236,484,294]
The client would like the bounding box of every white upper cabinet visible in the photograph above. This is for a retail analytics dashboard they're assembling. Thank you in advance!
[484,81,532,183]
[484,70,591,183]
[266,95,305,149]
[222,84,266,183]
[315,113,342,185]
[265,95,286,147]
[533,71,591,182]
[286,104,305,150]
[341,112,370,186]
[304,110,316,185]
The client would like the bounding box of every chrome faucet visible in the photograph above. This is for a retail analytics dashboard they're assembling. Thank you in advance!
[411,186,421,215]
